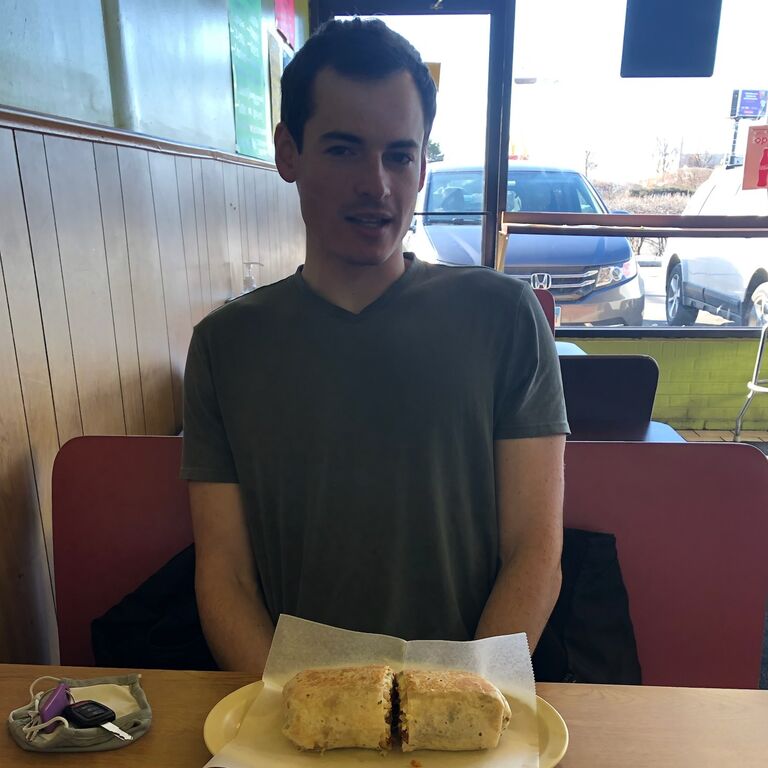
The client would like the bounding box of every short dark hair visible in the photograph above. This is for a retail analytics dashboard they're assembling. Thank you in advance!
[280,18,437,152]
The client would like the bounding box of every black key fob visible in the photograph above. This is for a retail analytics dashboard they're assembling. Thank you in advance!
[63,700,116,727]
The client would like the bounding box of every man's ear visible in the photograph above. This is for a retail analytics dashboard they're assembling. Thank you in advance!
[274,122,299,183]
[418,150,427,191]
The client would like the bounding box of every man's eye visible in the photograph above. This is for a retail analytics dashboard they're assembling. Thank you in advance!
[388,152,415,166]
[326,146,354,157]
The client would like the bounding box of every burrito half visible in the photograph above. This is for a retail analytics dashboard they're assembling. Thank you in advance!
[397,668,512,752]
[282,665,395,751]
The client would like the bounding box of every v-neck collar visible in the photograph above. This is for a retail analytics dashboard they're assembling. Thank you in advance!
[293,253,424,321]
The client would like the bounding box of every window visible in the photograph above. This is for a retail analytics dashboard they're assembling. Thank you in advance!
[504,0,768,330]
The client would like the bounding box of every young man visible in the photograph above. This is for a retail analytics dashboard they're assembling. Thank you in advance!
[182,18,568,675]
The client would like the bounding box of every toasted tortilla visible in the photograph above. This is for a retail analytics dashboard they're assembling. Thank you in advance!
[282,665,395,751]
[397,668,512,752]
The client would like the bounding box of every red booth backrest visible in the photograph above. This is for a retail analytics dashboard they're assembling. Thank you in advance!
[564,441,768,688]
[52,436,192,665]
[53,437,768,687]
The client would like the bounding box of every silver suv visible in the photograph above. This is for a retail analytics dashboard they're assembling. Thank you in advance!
[664,165,768,327]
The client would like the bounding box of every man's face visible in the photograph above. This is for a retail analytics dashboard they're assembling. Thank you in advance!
[276,67,427,268]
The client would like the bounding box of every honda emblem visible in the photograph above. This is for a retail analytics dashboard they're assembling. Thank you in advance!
[530,273,552,290]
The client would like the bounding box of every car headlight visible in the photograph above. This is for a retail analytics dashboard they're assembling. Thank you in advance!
[595,255,638,288]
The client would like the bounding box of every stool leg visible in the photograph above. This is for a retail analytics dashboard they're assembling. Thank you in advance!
[735,324,768,442]
[752,324,768,382]
[735,391,755,442]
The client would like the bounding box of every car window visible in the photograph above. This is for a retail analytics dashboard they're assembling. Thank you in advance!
[425,171,484,223]
[425,168,603,222]
[508,170,603,213]
[575,186,598,212]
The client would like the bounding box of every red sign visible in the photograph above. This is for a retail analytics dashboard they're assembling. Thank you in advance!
[743,125,768,190]
[275,0,295,49]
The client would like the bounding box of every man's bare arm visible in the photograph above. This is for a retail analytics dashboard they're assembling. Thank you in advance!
[189,481,275,675]
[474,435,565,649]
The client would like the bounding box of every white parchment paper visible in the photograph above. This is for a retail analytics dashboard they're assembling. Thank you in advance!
[205,615,539,768]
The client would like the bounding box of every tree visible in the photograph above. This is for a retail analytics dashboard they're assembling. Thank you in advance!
[684,151,718,169]
[427,139,444,163]
[655,137,679,175]
[584,149,597,179]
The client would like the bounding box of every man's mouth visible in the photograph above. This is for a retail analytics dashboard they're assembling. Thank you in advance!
[344,214,393,228]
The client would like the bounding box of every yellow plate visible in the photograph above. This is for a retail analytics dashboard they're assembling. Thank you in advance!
[204,682,568,767]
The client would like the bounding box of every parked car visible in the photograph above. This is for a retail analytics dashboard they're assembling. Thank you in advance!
[405,162,644,326]
[664,164,768,326]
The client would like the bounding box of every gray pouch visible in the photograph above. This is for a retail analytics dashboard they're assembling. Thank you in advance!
[7,674,151,752]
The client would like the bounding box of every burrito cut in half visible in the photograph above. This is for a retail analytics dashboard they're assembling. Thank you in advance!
[282,665,395,751]
[397,668,512,752]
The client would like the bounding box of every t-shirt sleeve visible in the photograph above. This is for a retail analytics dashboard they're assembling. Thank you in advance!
[493,285,570,439]
[180,327,239,482]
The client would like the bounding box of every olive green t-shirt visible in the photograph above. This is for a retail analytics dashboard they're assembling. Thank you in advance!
[181,255,569,641]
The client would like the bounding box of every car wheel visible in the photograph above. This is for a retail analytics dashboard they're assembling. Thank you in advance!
[665,264,698,326]
[742,281,768,327]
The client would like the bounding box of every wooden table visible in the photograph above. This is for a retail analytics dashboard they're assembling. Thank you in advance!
[2,664,768,766]
[1,664,243,767]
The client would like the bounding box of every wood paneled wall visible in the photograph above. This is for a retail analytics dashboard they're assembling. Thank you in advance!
[0,115,305,663]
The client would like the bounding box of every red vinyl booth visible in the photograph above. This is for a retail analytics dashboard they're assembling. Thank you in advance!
[53,436,768,688]
[563,441,768,688]
[52,436,192,666]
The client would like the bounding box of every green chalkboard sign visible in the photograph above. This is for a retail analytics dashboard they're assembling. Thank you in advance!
[229,0,272,161]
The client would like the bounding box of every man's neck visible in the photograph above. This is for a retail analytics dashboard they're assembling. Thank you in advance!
[301,251,410,314]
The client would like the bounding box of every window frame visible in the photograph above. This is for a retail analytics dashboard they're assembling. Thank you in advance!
[498,210,768,337]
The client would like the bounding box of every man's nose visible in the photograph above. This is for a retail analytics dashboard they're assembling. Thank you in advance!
[354,156,391,200]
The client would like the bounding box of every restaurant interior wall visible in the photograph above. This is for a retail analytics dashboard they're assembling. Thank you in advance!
[0,0,309,153]
[559,334,768,430]
[0,0,113,126]
[0,113,306,664]
[0,0,310,664]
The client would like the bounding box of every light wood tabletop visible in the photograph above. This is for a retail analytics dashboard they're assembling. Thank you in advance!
[2,664,768,767]
[1,664,245,767]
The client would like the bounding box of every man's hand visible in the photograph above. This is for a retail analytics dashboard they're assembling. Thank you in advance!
[190,482,275,675]
[474,435,565,649]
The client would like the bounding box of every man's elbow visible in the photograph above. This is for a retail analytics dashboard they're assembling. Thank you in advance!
[548,560,562,611]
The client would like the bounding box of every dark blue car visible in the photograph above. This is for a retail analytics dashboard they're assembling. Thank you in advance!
[405,163,645,326]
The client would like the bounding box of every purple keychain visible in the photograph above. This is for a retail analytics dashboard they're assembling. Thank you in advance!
[38,683,72,733]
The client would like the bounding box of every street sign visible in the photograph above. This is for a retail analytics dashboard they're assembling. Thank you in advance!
[742,125,768,190]
[731,89,768,119]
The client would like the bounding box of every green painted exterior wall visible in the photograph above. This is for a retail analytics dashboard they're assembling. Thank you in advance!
[558,336,768,429]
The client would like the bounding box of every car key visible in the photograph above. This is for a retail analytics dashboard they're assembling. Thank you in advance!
[62,700,133,741]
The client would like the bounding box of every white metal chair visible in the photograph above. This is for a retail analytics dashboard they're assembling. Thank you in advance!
[734,323,768,442]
